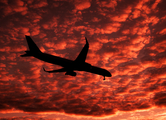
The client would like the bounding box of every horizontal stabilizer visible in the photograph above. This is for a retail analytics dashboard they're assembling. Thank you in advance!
[20,51,32,57]
[20,53,31,57]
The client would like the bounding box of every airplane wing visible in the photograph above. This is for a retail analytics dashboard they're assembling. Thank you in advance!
[43,67,77,76]
[74,37,89,63]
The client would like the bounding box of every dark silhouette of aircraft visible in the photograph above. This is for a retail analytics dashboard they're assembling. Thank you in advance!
[21,36,112,80]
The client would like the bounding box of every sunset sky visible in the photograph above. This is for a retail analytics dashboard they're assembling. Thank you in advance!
[1,0,166,120]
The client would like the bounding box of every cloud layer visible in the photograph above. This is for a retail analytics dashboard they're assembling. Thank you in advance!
[0,0,166,119]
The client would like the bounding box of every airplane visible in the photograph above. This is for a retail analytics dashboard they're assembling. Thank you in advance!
[21,35,112,80]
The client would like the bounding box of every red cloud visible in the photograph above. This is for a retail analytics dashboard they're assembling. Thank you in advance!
[0,63,6,68]
[141,16,159,26]
[30,0,48,8]
[2,6,12,16]
[101,23,121,34]
[112,14,129,22]
[1,0,166,119]
[135,0,149,10]
[13,6,27,13]
[0,0,8,5]
[31,26,40,36]
[44,41,67,50]
[111,6,132,22]
[122,29,130,34]
[74,0,91,10]
[1,0,28,16]
[153,92,166,107]
[99,0,117,9]
[42,17,58,30]
[159,28,166,35]
[151,0,162,10]
[132,9,141,19]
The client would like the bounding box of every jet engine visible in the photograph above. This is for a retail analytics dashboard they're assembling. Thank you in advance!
[65,71,77,76]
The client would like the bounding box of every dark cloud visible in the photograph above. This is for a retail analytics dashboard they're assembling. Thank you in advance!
[153,92,166,107]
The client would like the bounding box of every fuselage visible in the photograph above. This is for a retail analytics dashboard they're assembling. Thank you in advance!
[32,52,111,77]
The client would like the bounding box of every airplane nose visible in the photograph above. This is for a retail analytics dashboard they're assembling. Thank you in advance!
[110,73,112,77]
[108,73,112,77]
[106,71,112,77]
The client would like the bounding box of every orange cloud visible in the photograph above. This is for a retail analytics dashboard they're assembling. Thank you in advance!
[0,63,6,68]
[1,0,166,119]
[31,0,48,8]
[75,0,91,10]
[102,23,121,34]
[31,26,40,36]
[99,0,117,9]
[132,9,141,19]
[159,28,166,35]
[122,29,130,34]
[112,14,129,22]
[42,17,58,30]
[89,41,103,51]
[151,0,162,10]
[111,6,132,22]
[1,0,28,15]
[142,16,159,26]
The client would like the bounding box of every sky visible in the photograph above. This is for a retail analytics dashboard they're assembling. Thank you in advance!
[0,0,166,119]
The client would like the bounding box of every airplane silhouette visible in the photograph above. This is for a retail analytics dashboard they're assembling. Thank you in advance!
[21,36,112,80]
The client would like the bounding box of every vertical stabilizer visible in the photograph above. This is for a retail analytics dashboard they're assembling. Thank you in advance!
[20,35,41,57]
[25,35,41,53]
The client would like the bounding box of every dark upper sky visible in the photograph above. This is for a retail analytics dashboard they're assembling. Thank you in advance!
[0,0,166,119]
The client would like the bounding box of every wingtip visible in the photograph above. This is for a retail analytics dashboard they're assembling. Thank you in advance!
[85,37,88,44]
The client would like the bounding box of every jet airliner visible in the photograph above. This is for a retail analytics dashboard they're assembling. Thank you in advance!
[21,36,112,80]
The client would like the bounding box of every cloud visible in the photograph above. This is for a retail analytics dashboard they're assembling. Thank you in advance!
[111,6,132,22]
[153,92,166,107]
[101,22,121,34]
[1,0,166,119]
[151,0,162,10]
[42,17,58,30]
[31,26,41,36]
[44,41,67,50]
[159,28,166,35]
[0,63,6,68]
[132,9,141,19]
[100,0,117,9]
[30,0,48,8]
[74,0,91,10]
[1,0,28,16]
[1,6,13,16]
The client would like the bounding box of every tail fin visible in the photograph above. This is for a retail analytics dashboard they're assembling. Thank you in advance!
[21,35,41,57]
